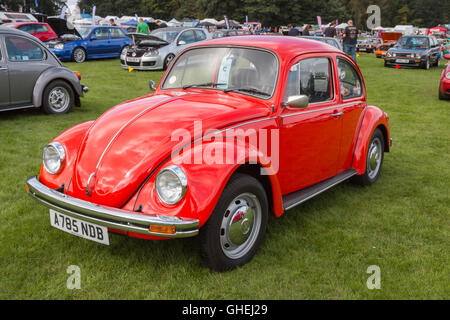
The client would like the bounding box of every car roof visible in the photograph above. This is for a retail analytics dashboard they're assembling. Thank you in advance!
[191,35,341,60]
[4,22,46,26]
[0,25,40,38]
[152,27,195,32]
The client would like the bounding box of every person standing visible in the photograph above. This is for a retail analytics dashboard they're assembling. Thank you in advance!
[343,20,358,62]
[302,24,312,36]
[324,22,337,38]
[287,24,300,36]
[109,18,117,26]
[136,18,149,34]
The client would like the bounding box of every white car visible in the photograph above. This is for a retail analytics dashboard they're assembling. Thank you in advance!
[120,27,209,71]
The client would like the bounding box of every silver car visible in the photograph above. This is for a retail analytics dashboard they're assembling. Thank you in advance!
[120,27,209,71]
[0,26,87,114]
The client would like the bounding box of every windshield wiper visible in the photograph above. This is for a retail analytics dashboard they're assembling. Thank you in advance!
[182,82,226,90]
[224,87,271,97]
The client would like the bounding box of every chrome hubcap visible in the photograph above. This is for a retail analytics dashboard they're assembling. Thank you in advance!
[220,193,261,259]
[367,137,382,179]
[48,87,69,111]
[75,49,85,62]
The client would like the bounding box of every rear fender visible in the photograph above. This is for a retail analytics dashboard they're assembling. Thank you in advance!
[33,67,83,107]
[352,105,391,175]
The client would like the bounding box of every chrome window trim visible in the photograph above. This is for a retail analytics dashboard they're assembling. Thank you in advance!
[280,101,362,119]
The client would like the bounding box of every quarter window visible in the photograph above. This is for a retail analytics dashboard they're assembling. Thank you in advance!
[337,58,363,99]
[285,57,333,103]
[5,36,44,61]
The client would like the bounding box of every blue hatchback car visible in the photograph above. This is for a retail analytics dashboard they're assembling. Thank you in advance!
[46,25,132,63]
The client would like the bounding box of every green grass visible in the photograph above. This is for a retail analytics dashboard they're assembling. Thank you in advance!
[0,55,449,299]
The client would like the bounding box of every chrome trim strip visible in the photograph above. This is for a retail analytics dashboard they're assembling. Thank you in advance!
[280,101,362,119]
[94,96,176,171]
[26,176,199,238]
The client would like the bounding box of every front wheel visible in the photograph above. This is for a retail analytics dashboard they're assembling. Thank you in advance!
[163,53,175,70]
[351,128,385,186]
[72,47,86,63]
[197,174,268,272]
[422,58,430,70]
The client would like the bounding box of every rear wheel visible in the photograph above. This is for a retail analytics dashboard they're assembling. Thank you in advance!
[72,47,86,63]
[197,174,268,272]
[42,80,74,114]
[351,128,385,186]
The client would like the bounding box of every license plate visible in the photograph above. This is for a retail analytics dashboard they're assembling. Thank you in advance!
[396,59,409,64]
[127,57,140,63]
[49,210,109,245]
[359,48,366,51]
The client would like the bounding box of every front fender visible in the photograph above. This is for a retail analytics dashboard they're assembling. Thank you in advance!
[124,137,284,236]
[33,67,83,107]
[352,105,391,175]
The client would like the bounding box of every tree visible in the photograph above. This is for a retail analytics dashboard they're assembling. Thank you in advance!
[2,0,64,15]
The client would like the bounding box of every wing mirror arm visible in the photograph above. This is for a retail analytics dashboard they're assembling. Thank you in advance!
[149,80,156,92]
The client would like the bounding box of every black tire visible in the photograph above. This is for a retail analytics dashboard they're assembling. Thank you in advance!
[435,58,440,67]
[439,88,449,100]
[351,128,385,186]
[42,80,74,115]
[197,173,268,272]
[163,53,175,70]
[422,58,430,70]
[72,47,86,63]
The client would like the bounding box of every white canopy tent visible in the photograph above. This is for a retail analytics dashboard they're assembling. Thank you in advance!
[336,23,348,30]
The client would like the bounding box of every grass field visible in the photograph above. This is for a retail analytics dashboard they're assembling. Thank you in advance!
[0,54,449,299]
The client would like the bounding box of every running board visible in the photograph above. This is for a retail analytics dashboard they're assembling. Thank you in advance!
[282,169,357,210]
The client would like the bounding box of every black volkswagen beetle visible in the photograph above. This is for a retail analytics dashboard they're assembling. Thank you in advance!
[384,35,441,69]
[0,26,88,114]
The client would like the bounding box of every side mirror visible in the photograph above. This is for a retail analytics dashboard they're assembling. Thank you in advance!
[284,95,309,108]
[178,40,186,46]
[149,80,156,91]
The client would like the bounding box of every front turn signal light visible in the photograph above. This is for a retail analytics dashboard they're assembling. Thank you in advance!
[149,225,176,235]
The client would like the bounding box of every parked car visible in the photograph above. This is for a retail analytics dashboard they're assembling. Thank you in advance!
[2,22,58,42]
[357,37,382,53]
[302,35,343,51]
[0,27,87,113]
[26,36,391,271]
[120,27,208,71]
[212,29,238,39]
[46,25,132,63]
[385,35,441,69]
[439,56,450,100]
[374,32,402,58]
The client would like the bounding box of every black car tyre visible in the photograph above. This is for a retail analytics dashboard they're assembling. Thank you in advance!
[72,47,86,63]
[435,58,440,67]
[197,173,268,272]
[423,58,430,70]
[163,53,175,70]
[42,80,74,115]
[351,128,385,186]
[439,88,449,100]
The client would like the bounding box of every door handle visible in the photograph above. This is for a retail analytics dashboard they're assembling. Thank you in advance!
[331,111,343,117]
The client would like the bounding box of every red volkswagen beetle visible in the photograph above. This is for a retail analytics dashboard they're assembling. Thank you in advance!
[26,36,391,271]
[439,55,450,100]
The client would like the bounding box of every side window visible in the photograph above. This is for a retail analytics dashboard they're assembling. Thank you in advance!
[110,28,125,39]
[33,24,49,33]
[337,58,363,99]
[93,28,109,40]
[284,57,333,103]
[17,24,33,33]
[178,30,196,44]
[5,36,44,61]
[194,30,206,41]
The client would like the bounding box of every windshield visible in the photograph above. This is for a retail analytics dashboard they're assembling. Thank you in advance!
[76,27,93,38]
[162,47,278,99]
[396,37,429,49]
[150,29,179,43]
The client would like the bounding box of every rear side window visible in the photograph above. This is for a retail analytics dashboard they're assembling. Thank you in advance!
[285,57,334,103]
[194,30,206,41]
[33,24,49,33]
[337,58,363,99]
[110,28,125,39]
[17,24,33,33]
[5,36,44,61]
[178,30,196,44]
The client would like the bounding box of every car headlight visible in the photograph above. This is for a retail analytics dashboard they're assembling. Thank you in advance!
[42,142,66,175]
[155,165,187,205]
[144,49,159,57]
[446,72,450,80]
[54,43,64,50]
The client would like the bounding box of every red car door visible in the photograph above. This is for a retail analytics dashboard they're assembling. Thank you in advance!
[335,57,367,172]
[278,55,342,195]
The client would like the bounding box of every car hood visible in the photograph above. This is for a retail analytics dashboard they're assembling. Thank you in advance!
[127,33,169,47]
[381,32,402,43]
[47,17,81,38]
[388,47,428,54]
[70,92,270,207]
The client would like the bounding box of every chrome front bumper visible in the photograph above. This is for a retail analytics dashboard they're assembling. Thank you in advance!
[26,176,199,238]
